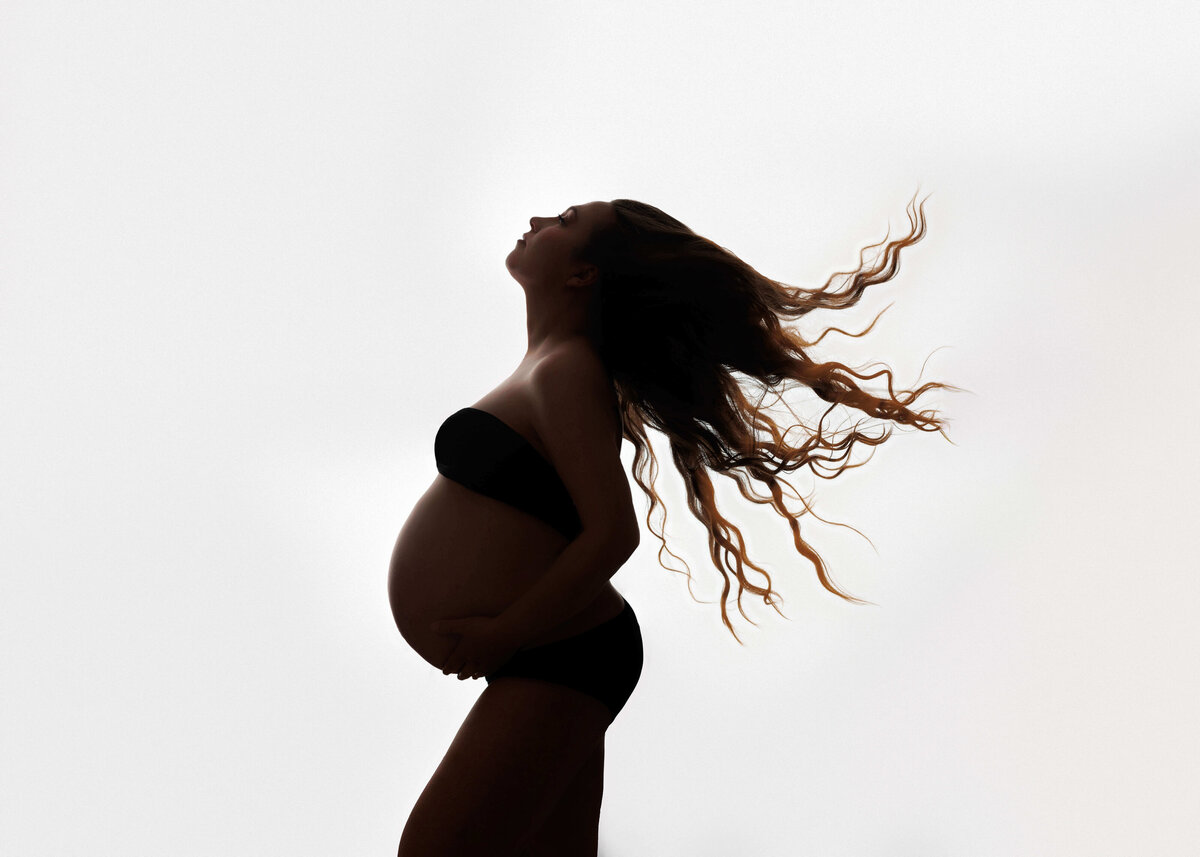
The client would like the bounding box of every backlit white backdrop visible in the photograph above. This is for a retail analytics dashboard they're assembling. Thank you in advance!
[3,2,1198,855]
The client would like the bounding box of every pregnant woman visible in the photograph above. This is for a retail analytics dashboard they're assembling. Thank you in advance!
[390,193,958,856]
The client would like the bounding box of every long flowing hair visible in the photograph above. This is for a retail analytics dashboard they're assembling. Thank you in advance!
[579,190,965,643]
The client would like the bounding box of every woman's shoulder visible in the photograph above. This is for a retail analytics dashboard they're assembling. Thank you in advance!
[530,339,621,445]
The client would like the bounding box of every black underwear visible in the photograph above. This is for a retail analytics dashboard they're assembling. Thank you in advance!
[485,598,644,724]
[434,407,582,540]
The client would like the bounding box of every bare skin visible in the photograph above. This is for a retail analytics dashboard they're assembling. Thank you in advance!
[387,342,626,672]
[392,201,630,855]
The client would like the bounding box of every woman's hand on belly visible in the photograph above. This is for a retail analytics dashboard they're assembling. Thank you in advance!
[431,614,523,680]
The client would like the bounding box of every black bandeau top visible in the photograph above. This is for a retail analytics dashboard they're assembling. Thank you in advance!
[434,407,583,540]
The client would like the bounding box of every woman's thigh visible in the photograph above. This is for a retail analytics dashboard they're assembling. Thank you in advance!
[398,677,611,857]
[523,739,605,857]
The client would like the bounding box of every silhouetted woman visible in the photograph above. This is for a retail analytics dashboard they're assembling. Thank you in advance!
[389,192,960,856]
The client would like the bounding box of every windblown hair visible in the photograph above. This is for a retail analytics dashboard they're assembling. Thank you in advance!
[577,190,963,643]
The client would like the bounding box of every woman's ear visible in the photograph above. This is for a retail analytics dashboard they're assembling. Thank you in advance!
[569,263,601,289]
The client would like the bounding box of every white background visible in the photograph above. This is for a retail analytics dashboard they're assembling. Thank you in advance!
[3,2,1198,855]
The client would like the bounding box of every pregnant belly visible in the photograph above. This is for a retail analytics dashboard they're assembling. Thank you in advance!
[388,475,624,671]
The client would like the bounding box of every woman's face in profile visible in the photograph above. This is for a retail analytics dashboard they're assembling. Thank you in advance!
[505,201,614,289]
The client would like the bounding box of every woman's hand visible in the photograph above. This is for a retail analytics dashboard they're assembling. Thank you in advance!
[430,615,521,680]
